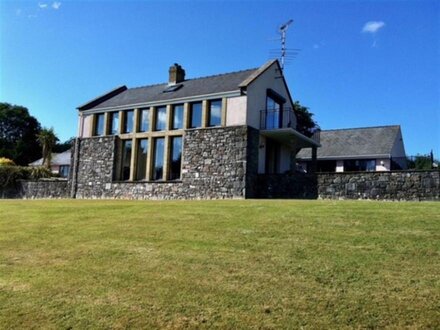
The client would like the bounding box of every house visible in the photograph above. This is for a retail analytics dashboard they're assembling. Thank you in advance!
[29,149,71,178]
[70,60,319,199]
[296,125,407,173]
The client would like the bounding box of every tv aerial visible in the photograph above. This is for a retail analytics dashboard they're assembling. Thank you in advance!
[269,19,300,72]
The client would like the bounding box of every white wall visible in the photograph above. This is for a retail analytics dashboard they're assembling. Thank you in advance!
[226,96,247,126]
[375,158,391,171]
[245,62,296,129]
[80,114,93,138]
[336,160,344,172]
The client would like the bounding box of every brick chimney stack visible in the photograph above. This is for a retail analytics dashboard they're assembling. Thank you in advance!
[169,63,185,85]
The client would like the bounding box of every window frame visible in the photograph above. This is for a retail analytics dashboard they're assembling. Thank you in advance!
[208,99,222,127]
[189,102,203,128]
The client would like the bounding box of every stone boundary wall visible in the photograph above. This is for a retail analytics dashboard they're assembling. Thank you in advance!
[258,170,439,201]
[317,170,439,201]
[257,174,318,199]
[0,179,69,199]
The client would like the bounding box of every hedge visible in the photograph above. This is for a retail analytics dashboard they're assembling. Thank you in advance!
[0,166,53,188]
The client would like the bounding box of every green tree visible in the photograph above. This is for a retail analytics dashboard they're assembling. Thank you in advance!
[0,103,42,165]
[53,137,75,153]
[293,101,319,137]
[37,128,58,168]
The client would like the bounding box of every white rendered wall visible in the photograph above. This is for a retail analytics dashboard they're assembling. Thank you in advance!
[81,114,93,138]
[376,158,391,171]
[226,96,247,126]
[336,160,344,172]
[245,62,296,129]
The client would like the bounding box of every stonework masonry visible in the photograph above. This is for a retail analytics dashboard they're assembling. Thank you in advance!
[316,170,439,201]
[70,125,258,199]
[257,170,439,201]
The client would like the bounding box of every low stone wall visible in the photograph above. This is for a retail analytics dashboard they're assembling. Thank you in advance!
[0,179,69,199]
[257,174,318,199]
[20,179,69,199]
[317,170,439,201]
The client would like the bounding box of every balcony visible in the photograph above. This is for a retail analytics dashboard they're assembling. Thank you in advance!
[259,108,320,149]
[260,108,295,130]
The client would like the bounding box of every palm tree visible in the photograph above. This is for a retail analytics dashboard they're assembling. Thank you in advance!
[37,128,58,168]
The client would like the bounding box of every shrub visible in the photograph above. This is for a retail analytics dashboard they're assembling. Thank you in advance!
[0,166,53,188]
[0,157,16,166]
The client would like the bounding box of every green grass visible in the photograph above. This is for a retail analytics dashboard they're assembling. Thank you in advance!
[0,200,439,329]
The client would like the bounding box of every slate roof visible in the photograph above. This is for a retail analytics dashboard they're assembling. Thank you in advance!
[78,68,259,111]
[29,149,72,166]
[296,125,402,160]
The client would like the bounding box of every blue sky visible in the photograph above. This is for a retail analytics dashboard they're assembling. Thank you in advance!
[1,0,439,156]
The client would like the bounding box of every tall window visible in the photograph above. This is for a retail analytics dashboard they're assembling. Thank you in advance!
[265,96,282,129]
[109,111,119,135]
[172,104,184,130]
[139,108,150,132]
[152,137,165,180]
[169,136,182,180]
[190,102,202,128]
[136,139,148,180]
[94,113,105,136]
[123,110,134,133]
[155,106,167,131]
[208,100,222,127]
[121,140,132,181]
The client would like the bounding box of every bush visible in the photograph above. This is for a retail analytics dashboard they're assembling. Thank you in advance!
[0,157,16,166]
[0,166,53,188]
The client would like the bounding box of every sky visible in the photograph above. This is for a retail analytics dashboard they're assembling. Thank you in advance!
[1,0,439,157]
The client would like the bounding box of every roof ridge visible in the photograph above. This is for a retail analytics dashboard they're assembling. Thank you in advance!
[127,67,258,90]
[322,125,400,132]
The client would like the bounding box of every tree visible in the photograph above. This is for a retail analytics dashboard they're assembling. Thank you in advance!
[53,137,75,153]
[293,101,319,138]
[37,128,58,168]
[0,103,42,165]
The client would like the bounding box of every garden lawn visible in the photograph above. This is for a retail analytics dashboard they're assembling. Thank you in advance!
[0,199,439,329]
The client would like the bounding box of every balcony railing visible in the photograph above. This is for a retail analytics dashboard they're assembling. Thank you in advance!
[260,108,295,130]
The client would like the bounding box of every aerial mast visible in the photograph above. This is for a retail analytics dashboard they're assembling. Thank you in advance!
[279,19,293,71]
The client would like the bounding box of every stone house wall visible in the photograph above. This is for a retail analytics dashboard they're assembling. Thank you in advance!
[70,125,258,199]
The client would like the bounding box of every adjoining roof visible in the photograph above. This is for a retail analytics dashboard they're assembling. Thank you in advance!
[296,125,402,160]
[29,149,72,166]
[78,65,263,111]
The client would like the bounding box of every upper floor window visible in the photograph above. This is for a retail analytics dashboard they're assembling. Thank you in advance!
[172,104,184,130]
[139,108,150,132]
[94,113,105,136]
[155,106,167,131]
[123,110,134,133]
[109,111,119,135]
[265,95,283,129]
[190,102,202,128]
[208,100,222,127]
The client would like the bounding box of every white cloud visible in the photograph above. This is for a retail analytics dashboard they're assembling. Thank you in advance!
[52,1,61,10]
[362,21,385,34]
[38,2,48,9]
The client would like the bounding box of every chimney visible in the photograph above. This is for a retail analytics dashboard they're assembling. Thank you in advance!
[168,63,185,85]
